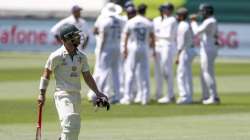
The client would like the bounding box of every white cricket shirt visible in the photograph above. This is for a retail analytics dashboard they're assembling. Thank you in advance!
[177,21,193,51]
[153,16,165,38]
[160,16,178,43]
[191,16,218,49]
[99,15,124,51]
[45,46,89,92]
[124,15,153,51]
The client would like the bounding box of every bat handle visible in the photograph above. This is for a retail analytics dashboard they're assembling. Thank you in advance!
[37,104,43,128]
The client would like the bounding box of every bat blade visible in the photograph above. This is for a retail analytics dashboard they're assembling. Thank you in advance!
[35,127,41,140]
[35,104,43,140]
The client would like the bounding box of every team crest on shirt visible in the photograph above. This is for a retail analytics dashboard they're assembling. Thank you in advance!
[62,58,67,65]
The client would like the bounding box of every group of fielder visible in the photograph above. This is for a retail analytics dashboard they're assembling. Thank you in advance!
[84,1,220,105]
[37,2,221,140]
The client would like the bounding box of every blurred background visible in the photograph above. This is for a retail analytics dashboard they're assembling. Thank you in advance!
[0,0,250,57]
[0,0,250,140]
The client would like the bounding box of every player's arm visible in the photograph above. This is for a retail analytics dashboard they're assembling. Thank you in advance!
[38,54,57,106]
[93,27,99,35]
[190,18,209,36]
[93,16,102,35]
[38,68,52,106]
[79,32,89,50]
[149,32,156,57]
[98,24,107,53]
[176,25,187,64]
[123,22,130,59]
[123,32,129,59]
[82,71,107,99]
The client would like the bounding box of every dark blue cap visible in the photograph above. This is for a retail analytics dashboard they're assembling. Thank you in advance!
[124,1,134,8]
[71,5,82,13]
[159,4,166,12]
[126,6,136,13]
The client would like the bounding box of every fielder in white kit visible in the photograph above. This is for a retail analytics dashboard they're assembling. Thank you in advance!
[120,4,156,105]
[156,3,178,104]
[87,2,123,102]
[153,4,166,100]
[175,8,196,104]
[50,5,89,51]
[38,24,109,140]
[190,3,220,104]
[96,8,124,103]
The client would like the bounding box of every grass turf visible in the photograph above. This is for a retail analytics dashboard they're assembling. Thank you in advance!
[0,52,250,140]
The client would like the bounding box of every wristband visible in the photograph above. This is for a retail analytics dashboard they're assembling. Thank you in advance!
[39,77,49,90]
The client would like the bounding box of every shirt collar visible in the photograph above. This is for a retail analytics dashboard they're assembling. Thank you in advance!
[61,45,80,55]
[61,46,69,55]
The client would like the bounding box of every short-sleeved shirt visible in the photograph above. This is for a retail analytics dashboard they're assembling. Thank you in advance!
[153,16,165,38]
[45,46,89,92]
[123,15,153,50]
[160,16,177,43]
[177,21,193,51]
[98,15,124,51]
[191,17,218,49]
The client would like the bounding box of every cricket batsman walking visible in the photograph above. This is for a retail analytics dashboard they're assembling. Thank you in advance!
[37,24,109,140]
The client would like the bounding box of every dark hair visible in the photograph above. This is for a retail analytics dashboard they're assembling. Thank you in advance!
[158,5,165,12]
[199,3,214,15]
[164,3,174,12]
[137,3,147,15]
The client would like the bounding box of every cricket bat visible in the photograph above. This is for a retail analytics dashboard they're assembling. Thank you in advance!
[35,104,43,140]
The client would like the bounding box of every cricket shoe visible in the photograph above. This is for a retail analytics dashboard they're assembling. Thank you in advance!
[202,97,220,105]
[141,99,150,105]
[157,96,175,104]
[176,97,192,104]
[119,97,131,105]
[133,95,142,103]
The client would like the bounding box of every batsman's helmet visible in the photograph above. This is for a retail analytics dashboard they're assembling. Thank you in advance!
[199,3,214,16]
[59,24,81,44]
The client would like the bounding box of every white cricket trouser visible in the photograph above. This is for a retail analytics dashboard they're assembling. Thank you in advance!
[87,46,110,99]
[200,47,218,99]
[177,48,196,100]
[54,91,81,140]
[123,48,150,104]
[154,39,176,98]
[97,47,121,100]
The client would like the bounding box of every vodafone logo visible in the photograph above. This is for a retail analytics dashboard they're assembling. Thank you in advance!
[0,25,60,46]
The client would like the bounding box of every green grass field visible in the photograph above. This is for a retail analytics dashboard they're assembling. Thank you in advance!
[0,52,250,140]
